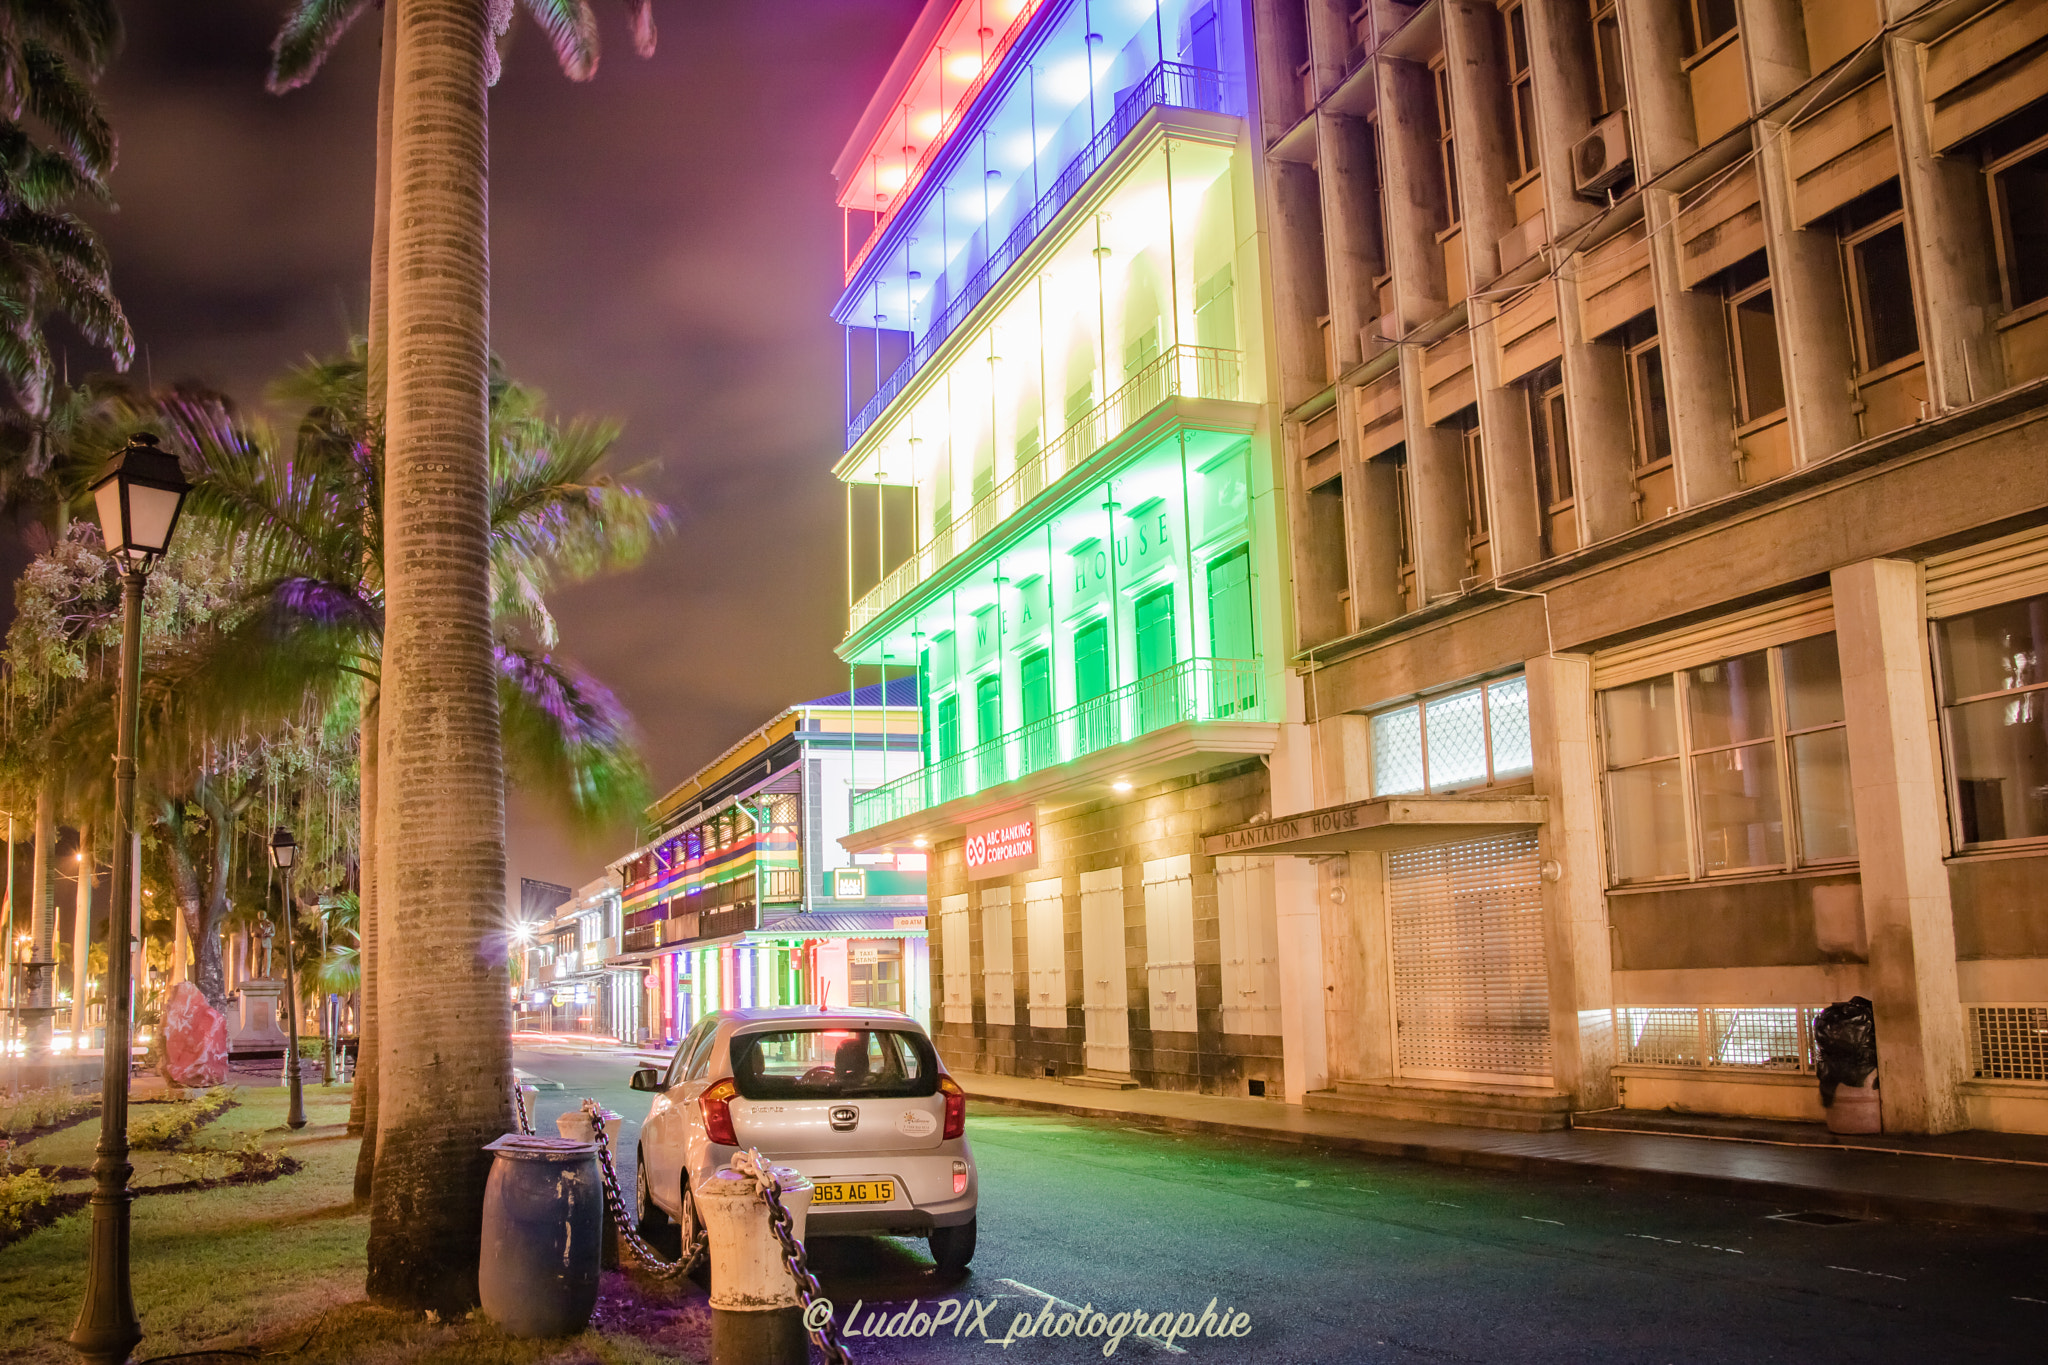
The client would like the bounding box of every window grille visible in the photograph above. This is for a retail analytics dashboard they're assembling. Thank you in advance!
[1613,1005,1822,1072]
[1967,1005,2048,1082]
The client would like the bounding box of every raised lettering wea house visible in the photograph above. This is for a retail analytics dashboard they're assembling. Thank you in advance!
[829,0,1333,1098]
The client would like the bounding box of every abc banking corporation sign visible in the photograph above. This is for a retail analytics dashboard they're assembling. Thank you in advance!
[964,808,1039,880]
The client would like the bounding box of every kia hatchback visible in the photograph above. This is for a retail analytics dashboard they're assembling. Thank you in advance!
[630,1007,978,1271]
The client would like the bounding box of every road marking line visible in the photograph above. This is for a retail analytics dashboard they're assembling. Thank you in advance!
[993,1278,1188,1354]
[1428,1201,1461,1208]
[1521,1217,1565,1226]
[1828,1265,1905,1281]
[1628,1233,1743,1254]
[2015,1296,2046,1304]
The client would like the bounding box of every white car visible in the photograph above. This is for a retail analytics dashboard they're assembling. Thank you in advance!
[630,1006,978,1272]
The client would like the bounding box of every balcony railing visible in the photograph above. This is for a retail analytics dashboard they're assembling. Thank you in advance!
[761,866,803,903]
[848,343,1241,634]
[851,656,1263,831]
[846,61,1239,450]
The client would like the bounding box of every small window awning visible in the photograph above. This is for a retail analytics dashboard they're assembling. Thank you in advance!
[1202,794,1547,857]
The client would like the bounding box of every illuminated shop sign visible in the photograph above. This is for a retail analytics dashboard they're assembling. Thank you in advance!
[833,868,867,900]
[965,808,1039,880]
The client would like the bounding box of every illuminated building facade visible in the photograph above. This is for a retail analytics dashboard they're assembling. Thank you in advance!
[605,684,929,1047]
[834,1,1325,1099]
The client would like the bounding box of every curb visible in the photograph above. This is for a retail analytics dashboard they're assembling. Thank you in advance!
[964,1089,2048,1234]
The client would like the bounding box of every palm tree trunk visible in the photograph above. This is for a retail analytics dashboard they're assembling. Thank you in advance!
[350,692,379,1195]
[365,0,507,1313]
[349,0,398,1167]
[71,823,91,1051]
[25,781,57,1062]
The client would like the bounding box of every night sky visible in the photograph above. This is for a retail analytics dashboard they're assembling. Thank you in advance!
[42,0,925,901]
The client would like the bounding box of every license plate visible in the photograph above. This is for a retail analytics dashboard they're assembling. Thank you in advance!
[811,1179,895,1207]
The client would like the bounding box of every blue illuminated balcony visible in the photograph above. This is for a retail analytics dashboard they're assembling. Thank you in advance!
[845,61,1239,451]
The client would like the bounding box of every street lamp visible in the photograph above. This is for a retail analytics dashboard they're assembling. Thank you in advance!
[268,828,305,1132]
[71,432,189,1365]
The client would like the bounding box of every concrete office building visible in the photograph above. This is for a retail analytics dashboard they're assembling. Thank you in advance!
[1239,0,2048,1133]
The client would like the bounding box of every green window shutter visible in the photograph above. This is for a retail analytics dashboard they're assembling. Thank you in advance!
[1020,651,1051,724]
[1135,586,1177,678]
[1074,618,1110,701]
[1206,545,1256,716]
[936,694,960,760]
[975,673,1002,743]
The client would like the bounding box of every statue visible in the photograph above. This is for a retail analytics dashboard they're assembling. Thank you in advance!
[254,918,276,979]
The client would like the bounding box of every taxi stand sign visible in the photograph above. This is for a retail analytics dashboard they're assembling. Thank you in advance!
[965,807,1039,880]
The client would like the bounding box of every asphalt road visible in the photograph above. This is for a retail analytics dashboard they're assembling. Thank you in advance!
[512,1046,2048,1363]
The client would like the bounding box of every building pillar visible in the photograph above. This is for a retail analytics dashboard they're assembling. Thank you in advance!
[1886,35,2006,411]
[1270,675,1327,1101]
[1830,558,1969,1134]
[1526,653,1616,1110]
[1325,848,1394,1086]
[1755,118,1862,465]
[1645,187,1742,509]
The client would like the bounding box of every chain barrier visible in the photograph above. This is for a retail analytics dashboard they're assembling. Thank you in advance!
[511,1082,536,1137]
[585,1100,705,1278]
[734,1147,855,1365]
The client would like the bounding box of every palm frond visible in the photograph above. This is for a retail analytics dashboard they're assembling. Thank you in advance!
[20,38,112,179]
[266,0,378,94]
[497,642,649,830]
[517,0,600,80]
[620,0,655,59]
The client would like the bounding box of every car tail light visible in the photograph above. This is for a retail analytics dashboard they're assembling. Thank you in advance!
[939,1075,966,1140]
[701,1077,739,1146]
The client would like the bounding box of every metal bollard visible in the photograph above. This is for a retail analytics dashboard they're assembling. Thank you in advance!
[699,1161,815,1365]
[556,1106,621,1268]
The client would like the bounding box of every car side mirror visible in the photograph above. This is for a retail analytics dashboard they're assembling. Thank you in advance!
[629,1066,664,1092]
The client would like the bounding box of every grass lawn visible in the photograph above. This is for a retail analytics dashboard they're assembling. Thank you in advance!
[0,1083,708,1364]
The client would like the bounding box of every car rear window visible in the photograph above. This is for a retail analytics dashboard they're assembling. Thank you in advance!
[730,1028,939,1100]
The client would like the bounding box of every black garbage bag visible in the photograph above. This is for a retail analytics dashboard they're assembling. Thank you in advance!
[1813,996,1879,1107]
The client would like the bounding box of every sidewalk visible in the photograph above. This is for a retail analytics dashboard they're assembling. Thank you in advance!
[960,1071,2048,1233]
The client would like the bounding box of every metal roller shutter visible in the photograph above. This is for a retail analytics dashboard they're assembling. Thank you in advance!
[1388,829,1552,1082]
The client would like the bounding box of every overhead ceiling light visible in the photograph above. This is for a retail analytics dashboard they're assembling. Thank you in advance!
[913,835,929,847]
[1112,780,1133,793]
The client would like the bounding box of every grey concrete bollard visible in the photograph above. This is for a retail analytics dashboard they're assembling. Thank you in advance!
[478,1135,604,1338]
[699,1161,816,1365]
[556,1106,621,1269]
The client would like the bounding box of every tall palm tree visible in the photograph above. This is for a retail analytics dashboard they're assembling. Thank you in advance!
[0,0,132,419]
[266,0,658,1308]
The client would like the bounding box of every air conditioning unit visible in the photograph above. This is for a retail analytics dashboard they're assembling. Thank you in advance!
[1572,111,1634,198]
[1497,211,1548,274]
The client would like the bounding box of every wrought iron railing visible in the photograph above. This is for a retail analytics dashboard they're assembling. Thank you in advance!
[848,343,1240,634]
[845,61,1239,449]
[851,657,1263,831]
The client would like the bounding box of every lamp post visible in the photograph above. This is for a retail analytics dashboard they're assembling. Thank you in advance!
[268,828,305,1131]
[70,432,189,1365]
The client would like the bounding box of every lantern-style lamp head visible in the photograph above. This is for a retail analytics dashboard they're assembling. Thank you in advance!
[268,826,297,872]
[90,432,191,564]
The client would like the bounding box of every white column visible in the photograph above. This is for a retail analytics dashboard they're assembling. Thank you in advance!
[1527,654,1617,1109]
[1831,558,1969,1134]
[71,825,91,1050]
[1270,674,1328,1100]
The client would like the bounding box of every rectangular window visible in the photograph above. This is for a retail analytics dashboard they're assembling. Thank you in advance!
[1592,0,1625,116]
[1206,544,1257,716]
[1457,412,1489,580]
[1195,266,1237,352]
[1685,0,1738,54]
[1383,445,1416,607]
[975,673,1003,788]
[1506,3,1540,179]
[1371,675,1532,797]
[1599,634,1855,884]
[1135,584,1178,732]
[1724,256,1786,423]
[1935,591,2048,847]
[1625,330,1673,469]
[1074,616,1113,755]
[1432,58,1461,228]
[1988,138,2048,312]
[1527,361,1573,518]
[1020,649,1053,774]
[1842,189,1920,371]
